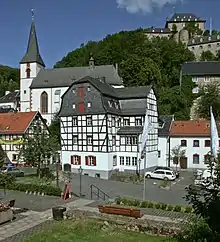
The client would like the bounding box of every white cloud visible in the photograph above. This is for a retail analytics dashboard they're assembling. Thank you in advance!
[116,0,182,14]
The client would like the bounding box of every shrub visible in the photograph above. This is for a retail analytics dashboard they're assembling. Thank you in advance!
[154,202,161,209]
[147,202,154,208]
[160,203,167,210]
[167,205,173,211]
[0,182,62,196]
[141,201,149,208]
[184,206,193,213]
[40,167,55,180]
[133,199,141,207]
[115,197,121,205]
[174,205,182,212]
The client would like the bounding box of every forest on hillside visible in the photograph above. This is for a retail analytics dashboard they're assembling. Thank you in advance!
[55,29,195,120]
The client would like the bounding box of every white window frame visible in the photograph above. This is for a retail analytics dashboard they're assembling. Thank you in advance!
[73,136,78,144]
[87,117,92,126]
[119,156,124,165]
[87,136,93,145]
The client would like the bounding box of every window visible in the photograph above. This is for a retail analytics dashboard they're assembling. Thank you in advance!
[87,117,92,126]
[78,103,84,113]
[193,154,199,164]
[123,118,130,126]
[193,140,199,147]
[73,136,78,144]
[148,103,154,110]
[87,136,93,145]
[26,68,31,78]
[108,101,112,107]
[113,155,117,166]
[158,150,161,158]
[40,92,48,114]
[112,117,116,126]
[73,117,77,126]
[85,156,96,166]
[154,171,165,175]
[115,103,119,109]
[12,154,17,161]
[72,104,76,109]
[78,87,84,98]
[88,102,91,108]
[181,140,187,147]
[117,118,121,127]
[70,155,81,165]
[125,136,138,145]
[87,86,91,91]
[24,90,26,94]
[126,157,131,166]
[112,136,116,145]
[204,154,210,163]
[120,156,124,165]
[135,118,142,126]
[205,140,210,147]
[132,157,137,166]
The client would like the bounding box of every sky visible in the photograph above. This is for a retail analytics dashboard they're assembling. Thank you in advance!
[0,0,217,68]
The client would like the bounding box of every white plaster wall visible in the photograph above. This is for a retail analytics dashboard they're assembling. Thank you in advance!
[158,137,169,166]
[0,102,15,109]
[61,151,110,171]
[170,137,212,169]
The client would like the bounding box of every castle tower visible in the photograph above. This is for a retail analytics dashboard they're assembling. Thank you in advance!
[20,9,45,112]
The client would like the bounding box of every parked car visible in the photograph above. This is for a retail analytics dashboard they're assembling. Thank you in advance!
[145,169,176,181]
[0,167,24,177]
[154,166,180,178]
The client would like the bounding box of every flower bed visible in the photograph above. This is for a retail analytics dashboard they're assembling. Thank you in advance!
[115,197,193,214]
[98,204,142,218]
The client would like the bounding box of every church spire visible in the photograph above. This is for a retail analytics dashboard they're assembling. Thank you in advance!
[20,9,45,67]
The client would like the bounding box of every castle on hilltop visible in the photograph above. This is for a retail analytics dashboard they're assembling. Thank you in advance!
[145,13,220,59]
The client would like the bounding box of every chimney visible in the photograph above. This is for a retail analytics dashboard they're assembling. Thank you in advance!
[5,91,10,96]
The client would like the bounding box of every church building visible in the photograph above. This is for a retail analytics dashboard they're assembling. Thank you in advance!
[19,14,123,124]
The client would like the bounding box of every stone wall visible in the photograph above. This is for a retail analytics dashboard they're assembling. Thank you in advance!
[64,208,183,236]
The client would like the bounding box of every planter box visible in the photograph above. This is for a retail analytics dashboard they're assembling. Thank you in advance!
[0,209,13,224]
[98,205,142,218]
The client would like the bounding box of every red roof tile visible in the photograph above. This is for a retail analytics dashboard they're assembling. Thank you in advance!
[170,120,214,137]
[0,112,37,134]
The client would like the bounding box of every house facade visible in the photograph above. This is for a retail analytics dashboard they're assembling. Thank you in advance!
[170,120,219,170]
[58,76,158,179]
[0,91,20,113]
[0,111,48,163]
[158,115,174,167]
[18,15,123,125]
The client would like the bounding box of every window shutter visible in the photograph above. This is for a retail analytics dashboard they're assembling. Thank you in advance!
[70,156,74,164]
[93,156,96,166]
[85,156,88,166]
[78,156,81,165]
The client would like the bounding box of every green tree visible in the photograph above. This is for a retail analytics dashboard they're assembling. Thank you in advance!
[185,22,203,38]
[49,114,61,145]
[20,120,59,177]
[0,145,6,168]
[203,29,220,36]
[200,50,216,61]
[197,83,220,119]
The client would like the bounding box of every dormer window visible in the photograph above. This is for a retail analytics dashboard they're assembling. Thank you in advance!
[108,100,112,107]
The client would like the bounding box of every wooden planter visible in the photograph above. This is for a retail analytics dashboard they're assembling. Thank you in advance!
[98,205,142,218]
[0,209,13,224]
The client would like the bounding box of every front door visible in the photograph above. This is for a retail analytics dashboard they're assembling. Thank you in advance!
[180,157,187,169]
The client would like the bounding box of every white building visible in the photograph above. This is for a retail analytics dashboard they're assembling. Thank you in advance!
[19,16,123,125]
[170,120,219,170]
[58,76,158,179]
[158,115,173,167]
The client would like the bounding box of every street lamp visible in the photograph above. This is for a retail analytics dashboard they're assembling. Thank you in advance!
[78,166,83,197]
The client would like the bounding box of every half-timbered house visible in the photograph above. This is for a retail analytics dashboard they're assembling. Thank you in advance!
[59,76,158,179]
[0,111,48,163]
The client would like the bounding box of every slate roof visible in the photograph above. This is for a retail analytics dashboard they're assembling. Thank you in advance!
[0,112,37,134]
[158,115,173,137]
[182,61,220,76]
[188,35,220,46]
[170,120,220,137]
[20,20,45,67]
[117,126,143,135]
[30,64,123,88]
[167,13,205,23]
[146,28,171,34]
[0,91,20,104]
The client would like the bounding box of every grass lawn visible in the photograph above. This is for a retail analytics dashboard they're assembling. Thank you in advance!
[23,219,175,242]
[16,175,53,186]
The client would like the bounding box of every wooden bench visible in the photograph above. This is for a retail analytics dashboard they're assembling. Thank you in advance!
[98,205,142,218]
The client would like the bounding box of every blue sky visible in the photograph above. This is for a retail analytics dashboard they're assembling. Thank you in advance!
[0,0,216,68]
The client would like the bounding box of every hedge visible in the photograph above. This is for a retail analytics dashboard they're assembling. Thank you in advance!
[0,182,62,196]
[115,197,194,214]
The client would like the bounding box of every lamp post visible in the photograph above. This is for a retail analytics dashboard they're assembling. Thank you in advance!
[78,166,83,197]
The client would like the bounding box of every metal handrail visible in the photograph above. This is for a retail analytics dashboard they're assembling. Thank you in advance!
[90,184,110,201]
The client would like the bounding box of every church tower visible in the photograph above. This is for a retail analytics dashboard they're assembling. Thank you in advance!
[20,10,45,112]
